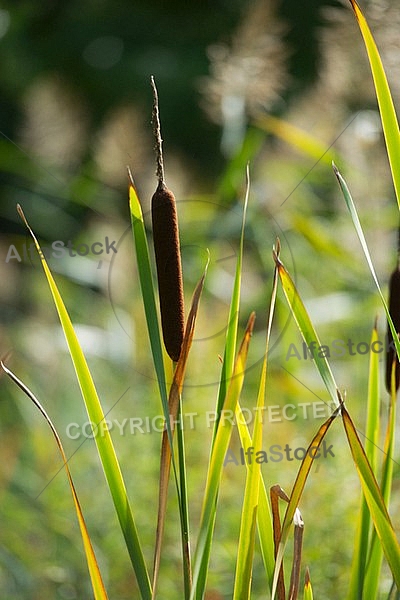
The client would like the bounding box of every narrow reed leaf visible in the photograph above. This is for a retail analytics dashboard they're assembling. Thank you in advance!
[1,362,109,600]
[150,77,185,362]
[333,165,400,368]
[197,166,250,596]
[386,264,400,393]
[303,568,313,600]
[129,172,166,378]
[233,240,279,600]
[129,169,192,599]
[214,163,250,431]
[128,174,175,463]
[17,205,152,600]
[273,251,339,406]
[364,323,382,474]
[190,313,256,600]
[232,503,257,600]
[341,405,400,589]
[348,0,400,210]
[271,406,340,600]
[153,265,208,598]
[365,383,397,594]
[348,324,381,599]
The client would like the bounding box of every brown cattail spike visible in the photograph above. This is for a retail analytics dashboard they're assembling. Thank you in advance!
[386,228,400,393]
[150,78,185,362]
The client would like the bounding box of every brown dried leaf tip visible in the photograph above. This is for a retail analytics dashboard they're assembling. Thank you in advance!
[150,77,185,362]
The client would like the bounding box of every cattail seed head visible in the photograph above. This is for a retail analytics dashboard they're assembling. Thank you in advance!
[151,180,185,362]
[150,76,185,362]
[386,265,400,393]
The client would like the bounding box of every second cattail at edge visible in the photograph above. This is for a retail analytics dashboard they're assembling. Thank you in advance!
[386,264,400,393]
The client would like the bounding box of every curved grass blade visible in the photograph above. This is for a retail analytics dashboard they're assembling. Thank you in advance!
[17,205,152,600]
[190,313,256,600]
[153,265,208,599]
[233,241,279,600]
[341,405,400,589]
[348,323,381,599]
[271,406,340,600]
[273,251,339,407]
[333,165,400,367]
[1,361,108,600]
[348,0,400,210]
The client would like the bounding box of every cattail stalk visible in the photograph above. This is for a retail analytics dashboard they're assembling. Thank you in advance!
[385,227,400,393]
[150,77,185,362]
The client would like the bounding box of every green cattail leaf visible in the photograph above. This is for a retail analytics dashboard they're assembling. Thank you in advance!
[271,408,339,600]
[190,313,256,600]
[273,252,339,407]
[341,405,400,589]
[364,374,397,594]
[194,167,250,598]
[349,0,400,211]
[348,324,381,599]
[153,266,207,598]
[18,204,152,600]
[233,242,280,599]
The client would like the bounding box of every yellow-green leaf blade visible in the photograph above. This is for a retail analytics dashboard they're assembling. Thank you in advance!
[274,252,339,407]
[18,206,152,600]
[190,313,255,600]
[271,408,339,599]
[233,243,280,599]
[365,381,397,593]
[342,406,400,589]
[348,324,381,599]
[349,0,400,210]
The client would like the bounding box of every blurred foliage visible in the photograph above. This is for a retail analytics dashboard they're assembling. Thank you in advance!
[0,0,399,598]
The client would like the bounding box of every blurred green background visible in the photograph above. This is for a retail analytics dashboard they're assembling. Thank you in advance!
[0,0,399,598]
